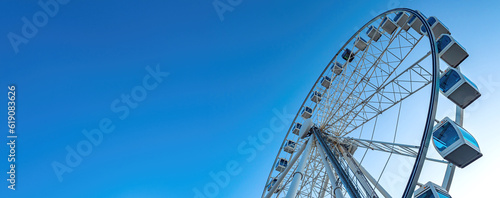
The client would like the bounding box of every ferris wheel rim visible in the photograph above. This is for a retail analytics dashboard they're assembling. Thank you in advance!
[262,8,441,198]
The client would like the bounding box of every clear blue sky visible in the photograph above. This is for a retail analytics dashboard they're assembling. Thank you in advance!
[1,0,499,197]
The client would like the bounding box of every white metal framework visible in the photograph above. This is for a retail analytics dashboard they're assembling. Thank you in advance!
[262,8,482,198]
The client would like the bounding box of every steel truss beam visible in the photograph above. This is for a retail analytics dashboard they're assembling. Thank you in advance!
[313,127,363,198]
[326,134,448,164]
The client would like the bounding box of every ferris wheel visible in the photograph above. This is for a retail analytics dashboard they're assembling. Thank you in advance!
[261,8,482,198]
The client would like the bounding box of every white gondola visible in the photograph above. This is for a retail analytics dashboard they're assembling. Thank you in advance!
[342,48,355,62]
[331,61,343,75]
[420,16,450,40]
[321,76,332,88]
[393,12,409,29]
[414,181,452,198]
[310,91,322,103]
[380,16,397,34]
[437,34,469,68]
[354,37,368,51]
[433,117,482,168]
[292,122,302,135]
[440,67,481,109]
[366,25,382,41]
[407,12,426,35]
[267,177,281,193]
[284,140,296,153]
[275,158,288,172]
[301,106,313,119]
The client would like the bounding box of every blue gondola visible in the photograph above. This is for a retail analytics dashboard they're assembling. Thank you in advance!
[275,158,288,172]
[292,122,302,135]
[301,106,313,119]
[366,25,382,41]
[331,61,343,75]
[342,48,355,62]
[310,91,322,103]
[267,177,281,193]
[407,11,426,35]
[393,12,409,29]
[440,67,480,109]
[437,34,469,68]
[414,182,452,198]
[354,37,368,51]
[420,16,450,40]
[284,140,296,153]
[321,76,332,88]
[381,16,397,34]
[433,117,482,168]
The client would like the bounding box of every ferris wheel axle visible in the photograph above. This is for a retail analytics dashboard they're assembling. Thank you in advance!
[313,127,362,198]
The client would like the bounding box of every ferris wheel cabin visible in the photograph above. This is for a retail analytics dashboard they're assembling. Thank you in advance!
[437,34,469,68]
[321,76,332,88]
[284,140,296,153]
[432,117,482,168]
[366,25,382,42]
[354,37,368,51]
[414,181,452,198]
[342,48,355,62]
[301,106,313,119]
[275,158,288,172]
[440,67,481,109]
[267,177,281,193]
[331,61,343,75]
[407,12,426,35]
[292,122,302,135]
[381,16,397,35]
[394,12,410,29]
[311,91,322,103]
[420,16,450,40]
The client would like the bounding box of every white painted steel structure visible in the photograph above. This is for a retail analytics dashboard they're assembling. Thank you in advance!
[262,8,482,198]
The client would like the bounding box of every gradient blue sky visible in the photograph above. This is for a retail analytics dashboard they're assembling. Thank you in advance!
[1,0,500,198]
